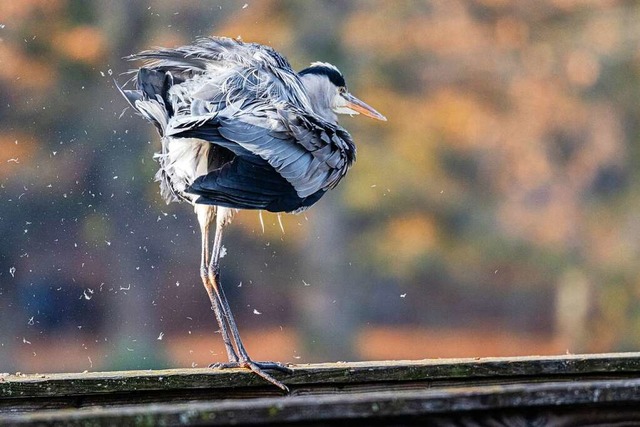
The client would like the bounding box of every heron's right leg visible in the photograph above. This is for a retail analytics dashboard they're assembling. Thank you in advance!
[196,204,238,363]
[207,207,291,392]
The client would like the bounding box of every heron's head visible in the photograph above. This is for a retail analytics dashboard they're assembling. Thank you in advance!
[299,62,386,123]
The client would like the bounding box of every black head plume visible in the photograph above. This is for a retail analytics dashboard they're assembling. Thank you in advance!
[299,62,346,88]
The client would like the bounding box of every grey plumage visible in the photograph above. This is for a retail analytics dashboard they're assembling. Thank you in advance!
[119,36,385,391]
[121,37,358,212]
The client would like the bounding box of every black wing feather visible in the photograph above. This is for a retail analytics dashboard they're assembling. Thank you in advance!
[166,110,354,200]
[189,156,324,212]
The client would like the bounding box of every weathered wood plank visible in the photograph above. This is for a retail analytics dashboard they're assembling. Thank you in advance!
[3,353,640,425]
[3,352,640,400]
[4,378,640,426]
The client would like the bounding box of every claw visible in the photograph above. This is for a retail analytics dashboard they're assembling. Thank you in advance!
[208,361,237,369]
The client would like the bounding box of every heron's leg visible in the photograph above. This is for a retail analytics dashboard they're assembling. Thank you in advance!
[207,208,291,391]
[196,205,238,363]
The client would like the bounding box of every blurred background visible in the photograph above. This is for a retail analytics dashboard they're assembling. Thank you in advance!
[1,0,640,373]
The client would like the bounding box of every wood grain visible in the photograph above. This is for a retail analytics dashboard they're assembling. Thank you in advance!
[3,353,640,425]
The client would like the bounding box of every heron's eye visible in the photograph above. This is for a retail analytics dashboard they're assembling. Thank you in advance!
[339,87,347,94]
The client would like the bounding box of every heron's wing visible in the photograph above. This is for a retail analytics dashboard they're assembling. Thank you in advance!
[126,36,312,112]
[188,155,324,212]
[127,36,291,74]
[166,103,355,200]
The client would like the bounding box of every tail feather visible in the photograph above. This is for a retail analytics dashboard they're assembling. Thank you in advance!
[117,67,174,136]
[134,99,168,135]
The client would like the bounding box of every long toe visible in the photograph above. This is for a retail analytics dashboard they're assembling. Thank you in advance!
[209,360,290,392]
[244,360,290,392]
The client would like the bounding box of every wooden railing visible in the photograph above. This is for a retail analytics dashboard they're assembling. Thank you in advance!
[3,353,640,425]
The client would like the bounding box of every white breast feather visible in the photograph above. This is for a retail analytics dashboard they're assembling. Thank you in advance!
[163,137,210,195]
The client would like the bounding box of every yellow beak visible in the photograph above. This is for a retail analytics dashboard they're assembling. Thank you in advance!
[343,93,387,121]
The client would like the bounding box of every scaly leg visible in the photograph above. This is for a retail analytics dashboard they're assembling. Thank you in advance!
[208,207,292,392]
[196,205,238,363]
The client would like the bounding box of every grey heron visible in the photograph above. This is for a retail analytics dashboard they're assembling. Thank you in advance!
[119,36,386,391]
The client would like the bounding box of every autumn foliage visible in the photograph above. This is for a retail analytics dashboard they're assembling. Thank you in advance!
[1,1,640,372]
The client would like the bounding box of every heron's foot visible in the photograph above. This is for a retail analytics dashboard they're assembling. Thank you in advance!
[208,360,293,374]
[208,360,293,392]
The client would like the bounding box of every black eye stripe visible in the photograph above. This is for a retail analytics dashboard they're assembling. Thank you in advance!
[299,65,346,88]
